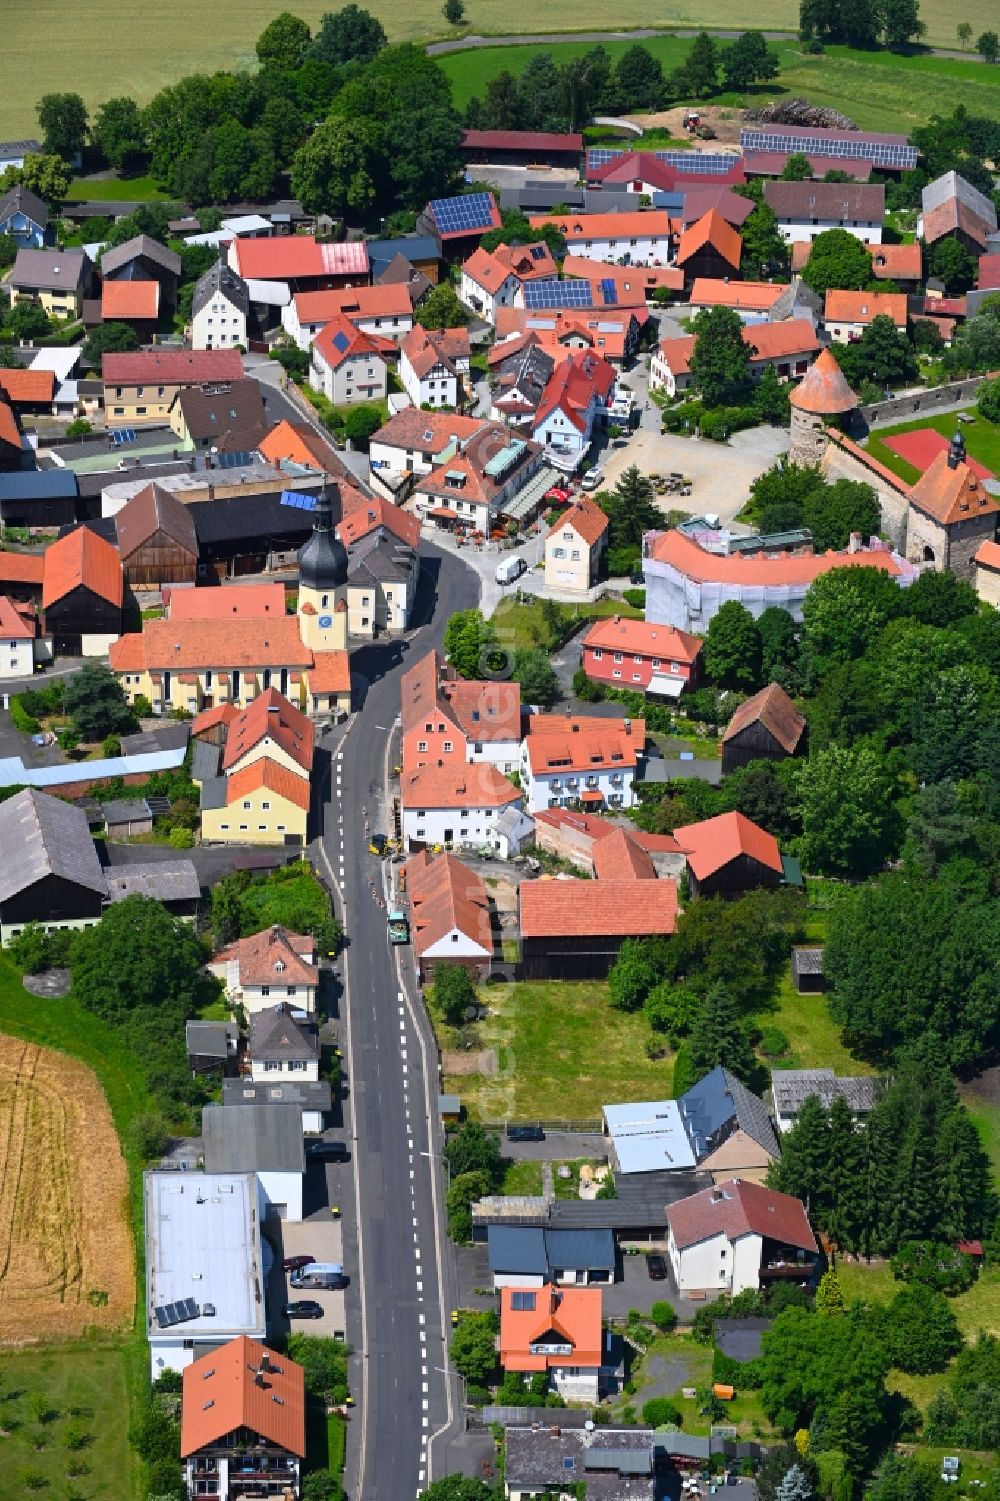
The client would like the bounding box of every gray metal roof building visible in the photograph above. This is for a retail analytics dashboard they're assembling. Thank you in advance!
[202,1102,305,1175]
[104,859,202,905]
[222,1078,332,1113]
[677,1066,780,1162]
[0,788,106,903]
[488,1224,616,1277]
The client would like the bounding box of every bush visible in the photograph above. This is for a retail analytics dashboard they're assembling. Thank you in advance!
[889,1241,977,1295]
[760,1027,789,1058]
[650,1300,677,1332]
[622,588,646,609]
[977,375,1000,425]
[10,695,41,734]
[133,694,152,718]
[131,1112,169,1161]
[65,418,92,437]
[101,733,121,757]
[698,405,760,442]
[642,1397,683,1427]
[166,827,195,849]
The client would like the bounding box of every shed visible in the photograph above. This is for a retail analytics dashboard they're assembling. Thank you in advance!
[101,798,153,839]
[438,1093,461,1121]
[791,945,827,994]
[202,1101,305,1221]
[185,1019,239,1076]
[103,859,201,919]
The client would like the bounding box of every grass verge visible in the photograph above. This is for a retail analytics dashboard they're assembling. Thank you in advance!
[491,593,641,648]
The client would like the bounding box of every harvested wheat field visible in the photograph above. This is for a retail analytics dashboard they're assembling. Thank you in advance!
[0,1034,134,1342]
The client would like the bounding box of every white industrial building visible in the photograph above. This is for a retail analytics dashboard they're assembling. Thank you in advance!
[144,1171,267,1377]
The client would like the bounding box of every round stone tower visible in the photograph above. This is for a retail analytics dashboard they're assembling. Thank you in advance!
[789,348,859,467]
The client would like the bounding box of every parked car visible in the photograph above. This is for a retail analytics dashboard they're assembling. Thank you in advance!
[283,1301,324,1319]
[647,1253,667,1280]
[580,466,603,492]
[282,1254,316,1272]
[306,1140,349,1160]
[506,1124,545,1142]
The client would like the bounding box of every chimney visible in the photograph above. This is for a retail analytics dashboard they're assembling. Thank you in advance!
[848,531,862,554]
[624,718,631,734]
[613,614,620,624]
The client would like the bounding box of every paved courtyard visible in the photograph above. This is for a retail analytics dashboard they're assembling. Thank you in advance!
[268,1193,347,1342]
[599,423,790,526]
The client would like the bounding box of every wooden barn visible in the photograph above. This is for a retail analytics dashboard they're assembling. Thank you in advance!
[113,481,199,590]
[0,789,108,944]
[673,811,784,899]
[518,878,678,981]
[42,527,125,657]
[721,682,806,774]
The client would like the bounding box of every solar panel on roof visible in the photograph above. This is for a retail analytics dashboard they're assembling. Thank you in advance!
[154,1296,199,1328]
[529,245,546,260]
[586,148,740,175]
[600,278,618,305]
[430,191,496,234]
[524,280,594,310]
[109,427,136,447]
[738,127,915,169]
[280,489,317,511]
[332,331,350,353]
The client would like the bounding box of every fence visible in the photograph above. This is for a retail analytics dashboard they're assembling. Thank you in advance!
[479,1119,604,1134]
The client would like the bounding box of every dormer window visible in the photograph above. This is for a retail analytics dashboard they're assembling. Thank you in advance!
[275,960,286,972]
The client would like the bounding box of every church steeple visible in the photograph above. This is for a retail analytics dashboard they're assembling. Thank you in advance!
[297,480,348,591]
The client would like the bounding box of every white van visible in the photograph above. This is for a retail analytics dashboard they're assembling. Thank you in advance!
[290,1262,345,1290]
[495,555,527,585]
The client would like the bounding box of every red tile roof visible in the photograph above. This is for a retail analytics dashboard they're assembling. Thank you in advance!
[225,756,310,811]
[549,497,610,548]
[560,257,684,296]
[524,713,644,775]
[689,280,788,312]
[462,245,518,297]
[180,1336,306,1459]
[0,367,56,404]
[527,210,672,242]
[976,539,1000,571]
[371,408,482,457]
[257,419,348,478]
[591,827,657,881]
[519,877,677,938]
[532,807,680,855]
[500,1286,603,1372]
[789,348,858,414]
[583,615,702,664]
[230,236,370,281]
[401,649,522,745]
[402,324,470,381]
[338,492,420,550]
[42,527,123,609]
[667,1177,817,1254]
[0,594,35,639]
[192,703,241,737]
[0,394,21,448]
[722,683,805,755]
[658,321,817,379]
[461,129,583,154]
[672,810,782,880]
[223,687,314,773]
[870,242,922,281]
[824,290,907,327]
[494,240,558,283]
[293,283,411,325]
[401,761,522,811]
[647,528,904,586]
[909,450,1000,528]
[110,616,311,672]
[102,349,244,385]
[212,925,317,988]
[535,351,616,433]
[313,314,387,372]
[101,279,160,321]
[676,210,742,271]
[430,194,502,240]
[405,849,493,958]
[979,255,1000,292]
[307,650,351,694]
[167,583,287,620]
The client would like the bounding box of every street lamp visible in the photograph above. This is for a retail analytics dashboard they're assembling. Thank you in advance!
[420,1148,451,1190]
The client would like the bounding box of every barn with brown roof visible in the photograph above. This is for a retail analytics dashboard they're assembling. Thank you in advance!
[404,849,494,980]
[906,432,1000,581]
[721,683,806,773]
[113,481,199,589]
[518,876,678,981]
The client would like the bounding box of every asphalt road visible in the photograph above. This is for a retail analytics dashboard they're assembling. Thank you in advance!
[311,541,479,1501]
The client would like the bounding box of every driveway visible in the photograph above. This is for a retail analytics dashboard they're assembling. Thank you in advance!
[270,1198,348,1342]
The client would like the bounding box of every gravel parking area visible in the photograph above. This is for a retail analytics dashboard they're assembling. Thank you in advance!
[600,424,790,526]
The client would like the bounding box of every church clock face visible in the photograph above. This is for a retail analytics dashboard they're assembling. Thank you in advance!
[318,614,333,628]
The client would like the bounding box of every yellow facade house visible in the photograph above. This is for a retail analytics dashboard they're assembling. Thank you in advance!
[9,248,89,319]
[200,757,310,846]
[544,497,610,595]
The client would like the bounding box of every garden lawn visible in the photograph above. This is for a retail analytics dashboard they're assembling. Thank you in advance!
[865,410,1000,486]
[0,1344,134,1500]
[836,1261,1000,1340]
[446,980,675,1123]
[64,174,171,202]
[492,593,641,650]
[501,1157,544,1195]
[960,1089,1000,1186]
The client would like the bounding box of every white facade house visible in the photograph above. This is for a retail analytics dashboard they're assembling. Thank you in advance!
[400,762,525,850]
[190,261,249,352]
[0,596,35,677]
[207,926,320,1017]
[248,1003,320,1085]
[460,248,520,323]
[309,315,388,407]
[281,284,413,350]
[145,1171,267,1377]
[519,714,644,813]
[666,1178,819,1297]
[399,325,470,410]
[762,181,885,246]
[528,211,673,265]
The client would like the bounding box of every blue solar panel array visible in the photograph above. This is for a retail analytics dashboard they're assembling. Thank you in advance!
[524,280,595,310]
[600,278,619,305]
[109,427,136,446]
[280,489,317,511]
[332,330,350,353]
[586,148,740,175]
[430,191,496,234]
[739,127,917,170]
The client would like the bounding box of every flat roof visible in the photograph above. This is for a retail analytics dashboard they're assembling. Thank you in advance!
[144,1171,265,1341]
[603,1099,696,1173]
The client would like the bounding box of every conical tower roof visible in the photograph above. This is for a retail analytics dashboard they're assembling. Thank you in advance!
[297,482,347,591]
[789,348,858,415]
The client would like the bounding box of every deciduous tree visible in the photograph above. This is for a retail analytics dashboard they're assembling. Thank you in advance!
[796,743,898,877]
[290,117,377,215]
[257,11,312,69]
[800,227,872,296]
[93,97,148,173]
[37,92,88,160]
[704,600,763,691]
[723,31,780,89]
[689,305,751,407]
[309,4,387,64]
